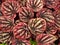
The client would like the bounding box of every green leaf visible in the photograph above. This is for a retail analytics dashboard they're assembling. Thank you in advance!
[0,43,7,45]
[30,38,37,45]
